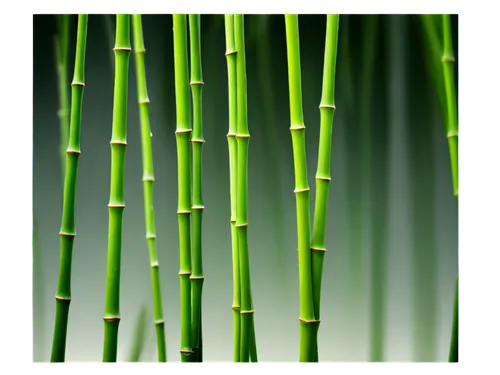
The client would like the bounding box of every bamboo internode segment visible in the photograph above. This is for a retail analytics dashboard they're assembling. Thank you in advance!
[55,295,72,301]
[59,231,76,237]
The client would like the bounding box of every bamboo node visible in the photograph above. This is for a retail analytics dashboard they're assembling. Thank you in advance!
[103,315,121,321]
[315,176,331,181]
[57,109,69,118]
[226,132,236,137]
[135,48,146,54]
[190,81,205,86]
[447,130,458,139]
[225,49,237,56]
[71,81,85,87]
[154,319,165,325]
[175,128,192,134]
[192,205,205,210]
[110,140,128,146]
[180,350,195,354]
[235,223,249,228]
[151,261,159,268]
[190,275,205,280]
[298,318,321,324]
[108,203,126,208]
[241,309,255,315]
[232,305,241,310]
[311,246,327,252]
[113,47,132,52]
[59,231,76,237]
[139,98,150,104]
[290,124,306,131]
[177,210,191,215]
[293,187,310,193]
[142,175,155,182]
[230,219,237,223]
[236,134,251,139]
[146,233,156,239]
[66,149,81,155]
[319,104,336,109]
[178,272,192,276]
[55,295,71,301]
[191,138,205,143]
[442,55,455,63]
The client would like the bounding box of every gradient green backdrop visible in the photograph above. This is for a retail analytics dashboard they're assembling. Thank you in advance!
[33,14,458,362]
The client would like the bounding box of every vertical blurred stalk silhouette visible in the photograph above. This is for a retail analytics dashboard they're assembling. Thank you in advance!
[127,305,149,362]
[55,15,71,188]
[102,14,131,362]
[409,15,437,361]
[369,15,391,362]
[250,15,289,297]
[173,13,194,363]
[189,13,205,363]
[50,14,88,363]
[33,213,46,361]
[131,14,167,362]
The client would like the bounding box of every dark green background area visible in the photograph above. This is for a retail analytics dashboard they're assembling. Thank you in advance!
[33,14,458,362]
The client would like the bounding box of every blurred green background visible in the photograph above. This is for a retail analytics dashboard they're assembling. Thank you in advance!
[33,14,458,362]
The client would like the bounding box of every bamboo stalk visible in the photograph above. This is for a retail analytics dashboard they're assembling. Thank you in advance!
[173,14,194,362]
[310,14,340,362]
[131,14,167,362]
[50,14,88,363]
[442,14,458,198]
[55,14,71,186]
[102,14,131,362]
[284,14,316,362]
[224,14,241,362]
[234,14,257,363]
[189,14,205,363]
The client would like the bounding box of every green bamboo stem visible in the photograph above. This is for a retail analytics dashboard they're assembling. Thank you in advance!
[102,14,131,362]
[173,14,194,363]
[55,14,71,186]
[284,14,316,362]
[224,14,241,362]
[188,14,205,363]
[50,14,88,363]
[310,14,340,362]
[234,14,257,363]
[442,14,458,198]
[448,276,458,362]
[131,14,167,362]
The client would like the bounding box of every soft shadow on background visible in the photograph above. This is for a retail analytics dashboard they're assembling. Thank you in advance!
[33,14,458,362]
